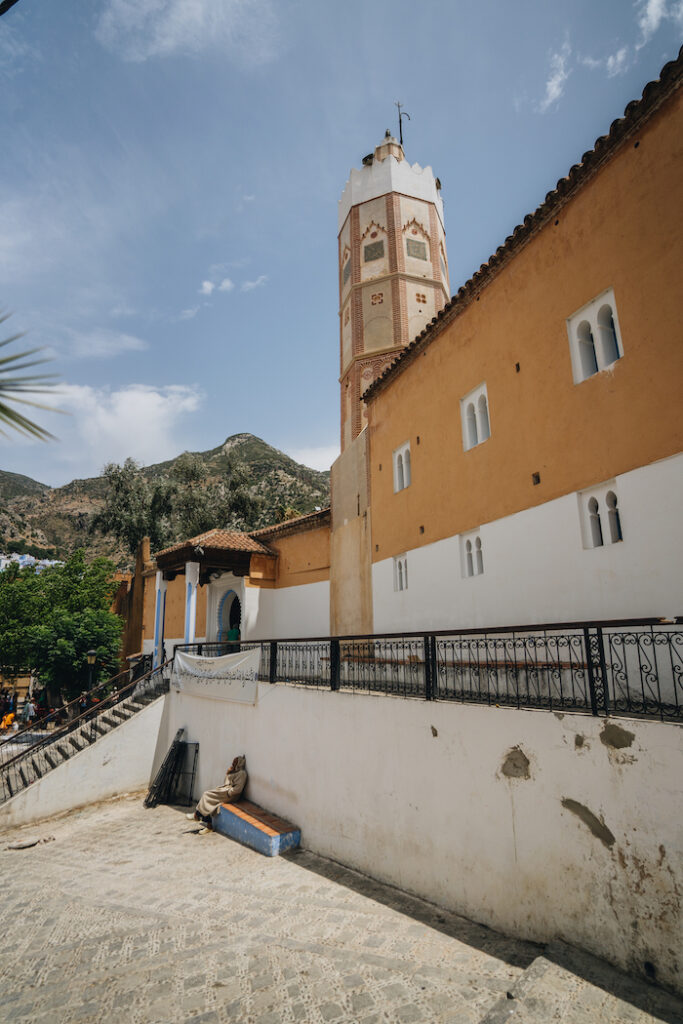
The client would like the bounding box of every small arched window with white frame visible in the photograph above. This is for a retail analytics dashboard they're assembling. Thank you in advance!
[460,383,491,451]
[461,529,484,578]
[567,288,623,383]
[578,480,624,549]
[393,554,408,592]
[393,441,411,492]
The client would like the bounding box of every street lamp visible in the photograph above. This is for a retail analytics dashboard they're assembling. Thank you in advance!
[86,649,96,691]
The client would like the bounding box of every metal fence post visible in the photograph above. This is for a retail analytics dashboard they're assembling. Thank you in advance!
[269,641,278,684]
[584,626,609,716]
[424,635,434,701]
[330,638,340,691]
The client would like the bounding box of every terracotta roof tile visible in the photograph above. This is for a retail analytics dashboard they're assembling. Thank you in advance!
[155,529,271,558]
[250,507,331,540]
[363,47,683,404]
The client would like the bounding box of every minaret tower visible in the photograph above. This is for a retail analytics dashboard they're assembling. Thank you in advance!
[338,130,449,450]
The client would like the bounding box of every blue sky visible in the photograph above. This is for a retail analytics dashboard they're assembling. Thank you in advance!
[0,0,680,486]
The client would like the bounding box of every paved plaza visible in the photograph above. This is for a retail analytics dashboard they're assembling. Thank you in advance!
[0,794,681,1024]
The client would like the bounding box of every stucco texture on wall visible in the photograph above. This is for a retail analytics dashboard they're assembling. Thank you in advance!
[267,527,330,589]
[368,89,683,563]
[0,697,166,830]
[158,685,683,994]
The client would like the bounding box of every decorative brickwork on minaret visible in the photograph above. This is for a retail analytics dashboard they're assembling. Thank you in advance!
[338,132,449,450]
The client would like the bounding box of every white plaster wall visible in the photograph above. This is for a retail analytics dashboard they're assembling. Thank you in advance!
[373,455,683,632]
[0,697,166,830]
[339,155,444,230]
[246,580,331,639]
[159,684,683,992]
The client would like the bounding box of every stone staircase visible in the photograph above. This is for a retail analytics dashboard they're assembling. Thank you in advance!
[0,664,170,805]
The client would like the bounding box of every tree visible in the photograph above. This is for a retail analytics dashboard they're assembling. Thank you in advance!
[0,550,122,702]
[91,458,174,555]
[92,452,262,555]
[0,311,58,440]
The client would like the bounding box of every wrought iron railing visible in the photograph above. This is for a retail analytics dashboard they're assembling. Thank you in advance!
[0,668,131,763]
[0,662,171,805]
[175,617,682,721]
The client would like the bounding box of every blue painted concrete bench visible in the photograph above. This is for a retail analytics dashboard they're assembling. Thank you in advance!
[213,799,301,857]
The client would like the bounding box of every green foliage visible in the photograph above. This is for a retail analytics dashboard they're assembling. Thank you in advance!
[92,451,262,555]
[0,550,122,700]
[91,458,174,555]
[6,539,58,559]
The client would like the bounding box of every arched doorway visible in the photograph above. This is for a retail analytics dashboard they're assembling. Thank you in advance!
[217,590,241,641]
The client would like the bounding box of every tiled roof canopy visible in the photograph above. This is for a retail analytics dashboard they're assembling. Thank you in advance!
[155,529,271,560]
[363,46,683,404]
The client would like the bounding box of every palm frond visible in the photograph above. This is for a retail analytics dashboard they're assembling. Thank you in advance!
[0,310,60,441]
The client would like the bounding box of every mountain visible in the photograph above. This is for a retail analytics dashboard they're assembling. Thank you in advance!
[0,469,51,501]
[0,434,330,565]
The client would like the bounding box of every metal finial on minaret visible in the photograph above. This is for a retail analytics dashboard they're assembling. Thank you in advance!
[395,101,410,146]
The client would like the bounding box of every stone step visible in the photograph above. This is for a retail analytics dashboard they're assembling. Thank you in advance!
[110,707,131,721]
[30,757,43,779]
[68,735,83,752]
[480,941,683,1024]
[122,700,145,713]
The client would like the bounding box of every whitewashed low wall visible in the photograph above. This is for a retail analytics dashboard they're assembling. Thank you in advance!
[373,454,683,632]
[0,697,166,830]
[158,685,683,993]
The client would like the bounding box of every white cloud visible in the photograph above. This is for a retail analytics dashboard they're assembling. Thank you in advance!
[538,40,572,113]
[285,444,339,472]
[50,383,202,477]
[199,280,215,295]
[635,0,683,48]
[581,45,630,77]
[179,306,200,320]
[66,327,148,359]
[241,274,268,292]
[218,277,234,292]
[606,47,630,76]
[95,0,279,65]
[637,0,668,43]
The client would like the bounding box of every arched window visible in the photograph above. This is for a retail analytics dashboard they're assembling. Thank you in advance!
[403,447,411,488]
[393,555,408,591]
[606,490,623,543]
[461,383,491,450]
[393,441,411,492]
[597,304,620,366]
[475,537,484,575]
[577,321,598,379]
[396,453,404,491]
[588,497,603,548]
[466,403,478,449]
[477,395,490,442]
[465,539,474,577]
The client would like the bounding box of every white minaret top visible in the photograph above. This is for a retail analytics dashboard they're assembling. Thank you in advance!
[338,131,444,231]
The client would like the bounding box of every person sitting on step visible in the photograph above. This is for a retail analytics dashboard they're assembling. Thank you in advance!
[186,755,247,833]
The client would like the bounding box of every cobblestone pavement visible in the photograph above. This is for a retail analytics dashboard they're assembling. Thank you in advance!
[0,795,680,1024]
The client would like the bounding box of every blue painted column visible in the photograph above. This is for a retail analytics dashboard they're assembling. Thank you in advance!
[184,561,200,646]
[152,571,168,668]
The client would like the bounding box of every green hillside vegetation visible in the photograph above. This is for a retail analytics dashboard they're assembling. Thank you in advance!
[0,434,330,567]
[0,469,50,501]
